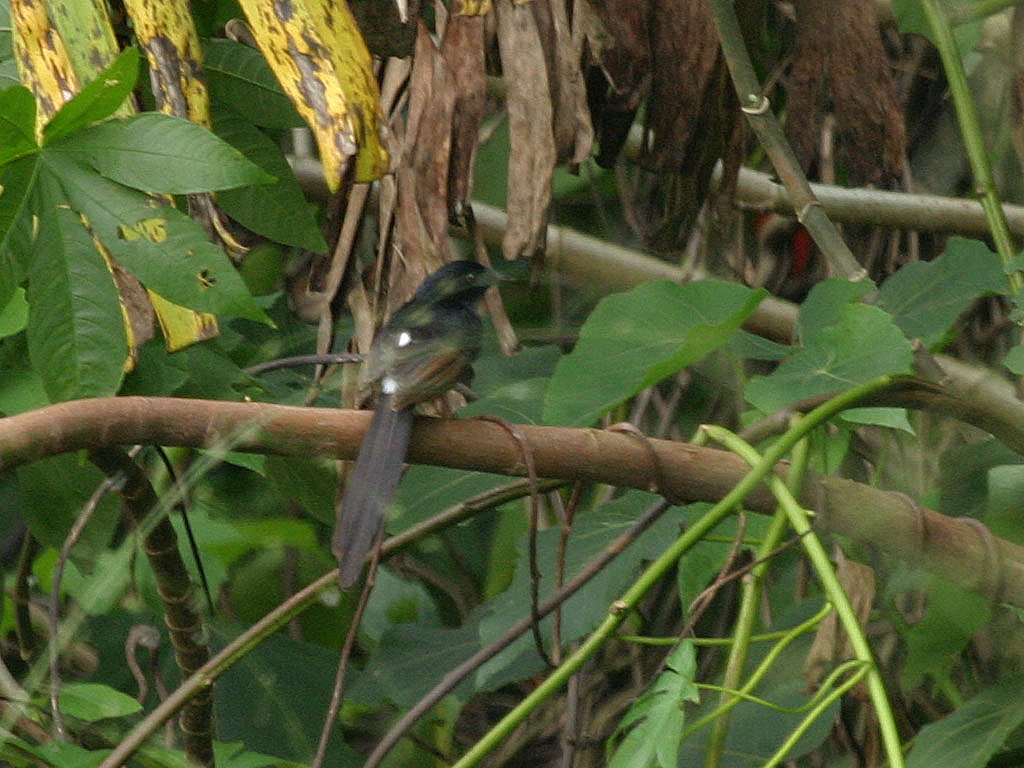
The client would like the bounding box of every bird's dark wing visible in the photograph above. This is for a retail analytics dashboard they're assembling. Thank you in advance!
[367,304,483,409]
[333,393,414,587]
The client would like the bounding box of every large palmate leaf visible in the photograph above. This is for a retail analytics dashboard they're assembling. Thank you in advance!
[0,85,36,165]
[50,112,274,194]
[41,47,140,143]
[42,154,268,322]
[0,154,39,307]
[26,180,127,401]
[212,107,326,252]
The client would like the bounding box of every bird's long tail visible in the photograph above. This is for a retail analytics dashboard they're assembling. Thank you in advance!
[333,394,414,587]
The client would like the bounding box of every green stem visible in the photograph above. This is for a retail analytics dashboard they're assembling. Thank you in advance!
[704,426,905,768]
[696,658,866,715]
[921,0,1023,299]
[449,377,896,768]
[680,604,833,740]
[762,665,870,768]
[704,430,808,768]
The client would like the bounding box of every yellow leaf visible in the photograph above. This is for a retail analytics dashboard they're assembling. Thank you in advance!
[9,0,79,130]
[148,290,219,353]
[456,0,493,14]
[239,0,388,188]
[47,0,130,103]
[122,0,211,126]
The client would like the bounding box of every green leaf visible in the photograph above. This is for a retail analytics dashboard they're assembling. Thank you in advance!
[0,3,11,59]
[203,38,305,130]
[938,438,1021,518]
[675,506,772,614]
[902,578,989,684]
[798,278,873,342]
[746,303,913,413]
[609,641,698,768]
[42,48,141,143]
[211,628,360,764]
[729,329,790,361]
[0,286,27,336]
[1003,343,1024,374]
[0,333,48,415]
[477,493,687,690]
[51,113,274,194]
[985,465,1024,545]
[0,86,37,166]
[17,453,121,569]
[58,682,143,721]
[0,60,19,90]
[264,456,336,525]
[874,238,1004,347]
[373,623,479,706]
[27,740,110,768]
[212,109,327,252]
[891,0,983,59]
[213,741,308,768]
[44,155,270,322]
[461,377,549,424]
[839,407,915,433]
[543,281,766,426]
[0,155,40,307]
[906,675,1024,768]
[27,184,127,401]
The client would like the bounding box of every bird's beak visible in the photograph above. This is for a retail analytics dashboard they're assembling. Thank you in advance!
[484,267,508,285]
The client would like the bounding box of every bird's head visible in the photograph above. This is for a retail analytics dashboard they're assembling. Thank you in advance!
[414,261,503,305]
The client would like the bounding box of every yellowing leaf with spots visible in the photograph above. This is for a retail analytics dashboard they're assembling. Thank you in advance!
[239,0,388,188]
[122,0,211,127]
[148,290,218,352]
[9,0,79,131]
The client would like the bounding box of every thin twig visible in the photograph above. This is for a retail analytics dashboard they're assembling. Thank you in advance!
[50,463,130,739]
[313,546,379,768]
[243,353,365,377]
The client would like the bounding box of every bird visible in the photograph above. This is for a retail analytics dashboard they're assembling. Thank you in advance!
[333,260,501,587]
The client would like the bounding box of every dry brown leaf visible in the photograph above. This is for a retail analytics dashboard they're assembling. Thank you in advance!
[496,0,556,260]
[583,0,750,249]
[392,22,457,307]
[532,0,593,165]
[441,12,487,221]
[788,0,905,186]
[645,0,727,174]
[579,0,649,167]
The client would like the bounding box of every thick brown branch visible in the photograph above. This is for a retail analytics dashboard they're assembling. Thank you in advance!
[3,396,1024,606]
